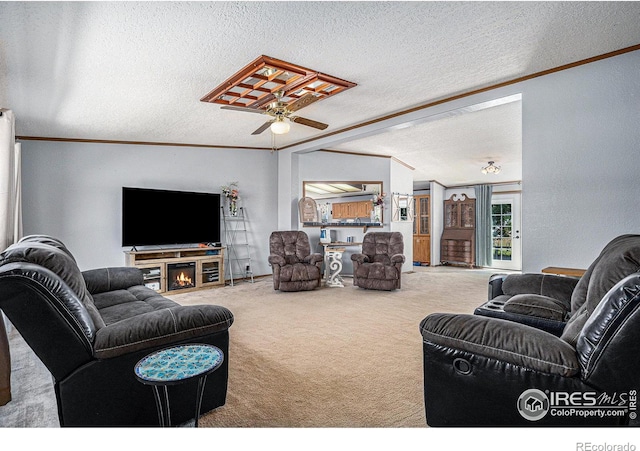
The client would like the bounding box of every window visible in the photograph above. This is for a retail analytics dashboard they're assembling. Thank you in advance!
[492,203,512,262]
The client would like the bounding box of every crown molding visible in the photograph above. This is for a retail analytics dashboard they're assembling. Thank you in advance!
[279,43,640,151]
[15,135,271,151]
[15,43,640,152]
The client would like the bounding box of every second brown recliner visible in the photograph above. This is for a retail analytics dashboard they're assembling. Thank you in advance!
[351,232,405,290]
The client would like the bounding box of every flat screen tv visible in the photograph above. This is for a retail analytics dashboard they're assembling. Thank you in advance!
[122,187,221,247]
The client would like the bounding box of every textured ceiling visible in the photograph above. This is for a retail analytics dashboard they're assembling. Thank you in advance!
[332,97,523,187]
[1,1,639,186]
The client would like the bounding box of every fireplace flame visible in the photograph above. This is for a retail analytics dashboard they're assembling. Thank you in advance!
[175,271,193,287]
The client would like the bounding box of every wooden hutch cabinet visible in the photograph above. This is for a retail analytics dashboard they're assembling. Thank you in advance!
[413,195,430,265]
[441,194,476,267]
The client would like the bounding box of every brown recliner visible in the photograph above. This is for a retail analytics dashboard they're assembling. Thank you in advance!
[351,232,405,290]
[268,231,323,292]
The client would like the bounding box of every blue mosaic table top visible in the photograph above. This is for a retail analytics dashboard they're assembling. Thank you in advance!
[134,344,224,384]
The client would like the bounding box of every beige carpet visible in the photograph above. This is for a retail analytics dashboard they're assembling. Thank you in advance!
[169,266,495,428]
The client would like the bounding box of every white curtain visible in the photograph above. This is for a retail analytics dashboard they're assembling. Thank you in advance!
[0,108,23,252]
[0,108,21,405]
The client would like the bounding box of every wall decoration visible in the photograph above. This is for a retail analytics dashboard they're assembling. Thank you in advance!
[298,197,319,222]
[392,193,414,222]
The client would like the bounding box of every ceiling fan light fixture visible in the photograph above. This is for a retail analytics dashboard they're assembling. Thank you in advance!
[482,161,501,174]
[270,119,290,135]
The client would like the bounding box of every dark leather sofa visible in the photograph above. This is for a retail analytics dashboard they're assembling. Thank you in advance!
[0,235,234,426]
[419,234,640,426]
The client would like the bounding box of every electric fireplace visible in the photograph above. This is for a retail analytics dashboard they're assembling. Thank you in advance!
[167,262,196,291]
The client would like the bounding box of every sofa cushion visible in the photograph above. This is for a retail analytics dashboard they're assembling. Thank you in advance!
[355,262,399,280]
[269,231,310,265]
[279,262,321,283]
[93,285,178,325]
[361,232,404,260]
[502,274,576,308]
[503,294,569,321]
[279,280,320,292]
[0,241,105,330]
[19,235,78,263]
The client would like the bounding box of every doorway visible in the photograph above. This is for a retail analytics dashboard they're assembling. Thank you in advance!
[491,193,521,270]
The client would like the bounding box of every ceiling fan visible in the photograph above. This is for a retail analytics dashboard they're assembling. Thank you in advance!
[220,90,329,135]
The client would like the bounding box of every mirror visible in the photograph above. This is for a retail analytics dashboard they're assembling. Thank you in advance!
[302,181,384,224]
[303,181,382,200]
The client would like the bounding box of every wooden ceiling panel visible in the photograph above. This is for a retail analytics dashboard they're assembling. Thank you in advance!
[200,55,356,110]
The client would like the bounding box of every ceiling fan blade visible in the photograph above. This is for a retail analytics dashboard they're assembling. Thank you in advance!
[251,93,277,109]
[290,116,328,130]
[220,105,265,114]
[288,93,320,112]
[251,121,273,135]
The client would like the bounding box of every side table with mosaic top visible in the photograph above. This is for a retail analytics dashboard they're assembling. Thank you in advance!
[134,343,224,427]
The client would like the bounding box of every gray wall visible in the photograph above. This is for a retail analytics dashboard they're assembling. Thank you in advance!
[521,49,640,271]
[21,140,278,275]
[389,158,414,273]
[18,49,640,277]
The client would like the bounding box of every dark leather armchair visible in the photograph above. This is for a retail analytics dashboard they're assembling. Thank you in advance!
[475,234,640,336]
[0,235,234,426]
[419,234,640,426]
[351,232,405,290]
[268,231,323,291]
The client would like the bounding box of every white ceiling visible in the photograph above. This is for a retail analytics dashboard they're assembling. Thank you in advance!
[1,1,639,186]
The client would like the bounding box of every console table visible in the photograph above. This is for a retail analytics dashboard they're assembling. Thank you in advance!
[303,222,382,233]
[541,266,586,277]
[321,242,362,287]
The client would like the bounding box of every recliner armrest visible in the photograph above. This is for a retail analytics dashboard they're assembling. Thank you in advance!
[488,273,508,300]
[93,304,234,359]
[391,254,405,264]
[268,255,286,267]
[350,253,369,264]
[420,313,579,377]
[304,253,323,265]
[82,267,144,294]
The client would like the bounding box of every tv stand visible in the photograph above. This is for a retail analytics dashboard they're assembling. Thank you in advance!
[124,246,225,294]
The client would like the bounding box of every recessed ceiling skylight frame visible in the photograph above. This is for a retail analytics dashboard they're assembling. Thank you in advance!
[200,55,356,110]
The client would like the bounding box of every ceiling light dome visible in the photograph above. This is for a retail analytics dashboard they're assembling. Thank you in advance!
[270,119,290,135]
[481,161,501,174]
